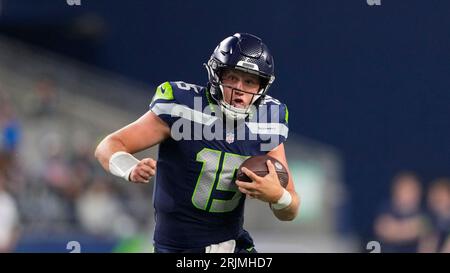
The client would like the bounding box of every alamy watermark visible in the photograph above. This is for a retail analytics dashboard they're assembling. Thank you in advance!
[66,241,81,253]
[366,241,381,253]
[153,96,287,151]
[367,0,381,6]
[66,0,81,6]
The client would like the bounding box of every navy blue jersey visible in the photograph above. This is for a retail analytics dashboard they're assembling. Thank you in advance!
[148,81,289,250]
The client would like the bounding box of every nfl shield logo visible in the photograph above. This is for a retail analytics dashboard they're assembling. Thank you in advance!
[226,132,235,144]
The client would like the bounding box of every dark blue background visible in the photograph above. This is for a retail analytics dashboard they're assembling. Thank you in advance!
[1,0,449,243]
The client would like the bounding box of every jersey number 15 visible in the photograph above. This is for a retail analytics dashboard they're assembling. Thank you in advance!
[192,148,249,213]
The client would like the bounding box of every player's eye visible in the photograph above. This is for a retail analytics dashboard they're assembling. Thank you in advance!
[245,79,256,85]
[223,74,237,82]
[230,75,239,82]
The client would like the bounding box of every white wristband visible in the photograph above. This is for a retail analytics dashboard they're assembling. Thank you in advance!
[109,151,139,181]
[271,188,292,210]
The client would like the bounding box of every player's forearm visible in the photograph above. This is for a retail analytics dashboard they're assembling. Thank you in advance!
[272,191,300,221]
[95,134,128,171]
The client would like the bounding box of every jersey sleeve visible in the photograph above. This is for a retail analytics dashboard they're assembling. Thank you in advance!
[278,103,289,144]
[148,81,180,127]
[253,100,289,152]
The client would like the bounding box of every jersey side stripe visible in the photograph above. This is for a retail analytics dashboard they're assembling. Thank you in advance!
[246,122,289,138]
[151,102,217,126]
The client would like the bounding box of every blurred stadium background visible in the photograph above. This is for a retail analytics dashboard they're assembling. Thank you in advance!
[0,0,449,252]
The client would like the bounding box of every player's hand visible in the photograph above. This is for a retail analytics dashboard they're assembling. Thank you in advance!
[235,160,284,203]
[129,158,157,183]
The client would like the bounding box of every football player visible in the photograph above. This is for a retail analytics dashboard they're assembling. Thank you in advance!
[95,33,300,253]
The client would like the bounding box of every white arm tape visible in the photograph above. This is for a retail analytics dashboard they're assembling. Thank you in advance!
[109,151,139,181]
[271,188,292,210]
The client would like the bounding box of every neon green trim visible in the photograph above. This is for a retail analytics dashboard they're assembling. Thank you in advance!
[284,104,289,123]
[215,152,249,192]
[210,152,250,213]
[151,82,174,103]
[191,148,221,210]
[192,148,249,213]
[205,88,217,114]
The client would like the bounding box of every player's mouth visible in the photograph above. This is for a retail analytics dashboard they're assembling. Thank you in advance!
[231,98,246,108]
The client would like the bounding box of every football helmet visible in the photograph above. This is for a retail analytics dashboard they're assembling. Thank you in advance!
[205,33,275,120]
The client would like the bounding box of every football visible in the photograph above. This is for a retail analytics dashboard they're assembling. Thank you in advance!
[236,155,289,188]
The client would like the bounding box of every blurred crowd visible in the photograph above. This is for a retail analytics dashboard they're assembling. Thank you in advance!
[0,78,153,253]
[374,171,450,253]
[0,89,21,252]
